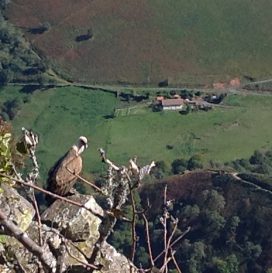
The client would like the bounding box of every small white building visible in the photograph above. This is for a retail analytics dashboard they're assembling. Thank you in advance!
[161,99,184,110]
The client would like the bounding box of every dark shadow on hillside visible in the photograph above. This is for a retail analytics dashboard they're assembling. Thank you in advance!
[158,79,168,87]
[103,114,114,119]
[20,85,41,94]
[75,33,93,42]
[28,27,48,35]
[23,67,41,76]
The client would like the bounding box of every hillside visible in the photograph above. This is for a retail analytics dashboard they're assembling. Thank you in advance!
[136,171,272,273]
[6,0,272,85]
[1,86,272,182]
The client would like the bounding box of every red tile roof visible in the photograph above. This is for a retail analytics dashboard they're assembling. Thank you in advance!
[162,99,184,107]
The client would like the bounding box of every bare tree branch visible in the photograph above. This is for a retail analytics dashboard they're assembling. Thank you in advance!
[0,173,105,219]
[160,252,176,273]
[66,167,105,195]
[162,185,168,273]
[128,176,137,263]
[170,248,182,273]
[20,128,42,246]
[164,218,179,272]
[0,209,56,273]
[142,213,154,268]
[153,226,191,263]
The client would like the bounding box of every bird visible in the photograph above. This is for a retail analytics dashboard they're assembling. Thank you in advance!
[46,136,88,203]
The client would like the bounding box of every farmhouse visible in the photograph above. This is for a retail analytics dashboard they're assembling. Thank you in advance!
[161,98,184,110]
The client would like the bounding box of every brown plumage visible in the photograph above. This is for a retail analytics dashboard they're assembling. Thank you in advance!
[46,136,88,203]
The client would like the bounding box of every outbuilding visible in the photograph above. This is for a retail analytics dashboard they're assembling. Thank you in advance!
[161,99,184,110]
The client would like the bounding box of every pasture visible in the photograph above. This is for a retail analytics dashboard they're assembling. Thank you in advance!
[2,86,272,183]
[6,0,272,85]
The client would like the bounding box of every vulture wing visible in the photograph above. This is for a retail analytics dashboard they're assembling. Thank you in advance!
[47,149,82,196]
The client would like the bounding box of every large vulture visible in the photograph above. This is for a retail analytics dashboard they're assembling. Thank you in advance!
[46,136,88,202]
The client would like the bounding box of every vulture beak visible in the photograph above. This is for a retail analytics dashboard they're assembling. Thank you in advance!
[77,136,88,154]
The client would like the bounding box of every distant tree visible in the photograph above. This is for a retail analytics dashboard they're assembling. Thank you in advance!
[195,90,202,96]
[135,246,149,267]
[179,104,191,115]
[203,210,226,237]
[169,270,179,273]
[212,254,239,273]
[181,241,206,273]
[151,160,169,179]
[170,90,176,96]
[152,103,162,112]
[2,98,21,120]
[187,155,203,170]
[0,111,9,121]
[200,189,225,211]
[265,150,272,159]
[0,69,8,86]
[222,216,240,246]
[238,158,252,170]
[243,241,262,260]
[249,150,265,165]
[181,204,200,222]
[171,158,188,174]
[0,0,10,10]
[158,79,168,87]
[180,89,193,99]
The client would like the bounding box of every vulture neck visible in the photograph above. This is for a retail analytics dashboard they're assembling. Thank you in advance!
[72,145,81,156]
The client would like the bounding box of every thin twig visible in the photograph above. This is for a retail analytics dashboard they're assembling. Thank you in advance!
[12,164,43,246]
[21,128,43,246]
[98,148,120,171]
[160,252,176,273]
[142,213,154,267]
[153,226,191,263]
[164,219,178,268]
[31,193,43,246]
[66,168,105,195]
[163,185,168,273]
[170,248,182,273]
[0,173,104,219]
[129,186,137,263]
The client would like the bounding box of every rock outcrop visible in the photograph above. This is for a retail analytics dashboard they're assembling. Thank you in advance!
[0,187,136,273]
[0,183,35,231]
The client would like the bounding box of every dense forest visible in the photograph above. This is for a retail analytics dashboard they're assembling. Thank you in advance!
[0,1,49,86]
[108,149,272,273]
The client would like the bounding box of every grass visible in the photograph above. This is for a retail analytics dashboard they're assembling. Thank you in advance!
[7,0,272,85]
[8,86,118,182]
[107,100,272,166]
[2,86,272,184]
[0,86,29,104]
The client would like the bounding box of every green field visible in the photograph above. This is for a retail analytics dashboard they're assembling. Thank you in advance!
[107,93,272,165]
[7,0,272,85]
[3,86,118,181]
[2,86,272,183]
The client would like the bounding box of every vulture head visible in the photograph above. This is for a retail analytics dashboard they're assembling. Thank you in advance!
[74,136,88,155]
